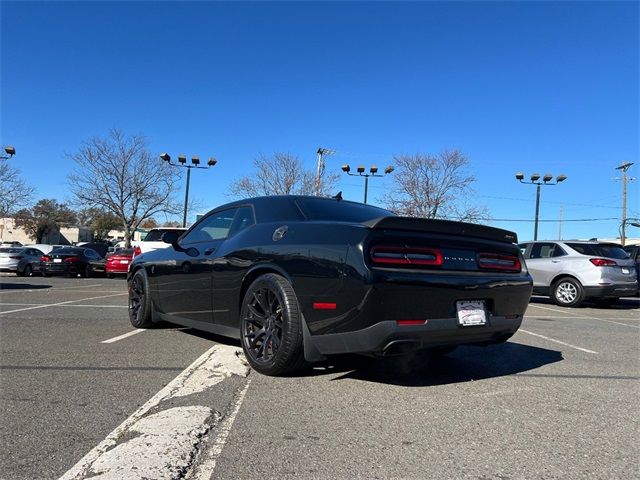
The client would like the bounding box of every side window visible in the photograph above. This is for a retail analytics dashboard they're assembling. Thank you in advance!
[552,245,566,257]
[84,249,99,259]
[182,209,237,244]
[228,206,255,237]
[529,242,557,259]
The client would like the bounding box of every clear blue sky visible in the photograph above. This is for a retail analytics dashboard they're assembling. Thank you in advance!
[2,1,638,241]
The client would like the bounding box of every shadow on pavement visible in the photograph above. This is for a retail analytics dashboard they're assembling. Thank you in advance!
[0,283,52,290]
[529,295,639,310]
[325,342,563,387]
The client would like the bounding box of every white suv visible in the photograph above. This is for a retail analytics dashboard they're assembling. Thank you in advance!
[519,241,638,307]
[133,227,187,257]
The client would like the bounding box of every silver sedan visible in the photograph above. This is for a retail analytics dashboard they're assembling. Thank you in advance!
[0,247,44,276]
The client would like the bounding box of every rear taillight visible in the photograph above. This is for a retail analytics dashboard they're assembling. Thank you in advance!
[63,256,80,262]
[589,258,617,267]
[133,246,142,257]
[477,253,521,272]
[41,256,51,262]
[370,246,443,267]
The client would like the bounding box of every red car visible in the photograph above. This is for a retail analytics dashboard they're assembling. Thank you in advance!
[105,249,134,277]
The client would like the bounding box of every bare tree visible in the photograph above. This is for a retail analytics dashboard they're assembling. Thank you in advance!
[67,129,181,247]
[229,152,340,199]
[0,159,34,217]
[381,150,489,222]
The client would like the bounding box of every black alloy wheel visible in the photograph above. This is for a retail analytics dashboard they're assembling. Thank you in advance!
[128,269,153,328]
[23,265,32,276]
[240,274,307,376]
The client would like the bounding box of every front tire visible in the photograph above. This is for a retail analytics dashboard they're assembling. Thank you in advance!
[240,273,307,376]
[128,269,153,328]
[23,264,33,277]
[552,277,584,307]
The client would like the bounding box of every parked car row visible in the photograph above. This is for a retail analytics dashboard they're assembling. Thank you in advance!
[0,245,134,278]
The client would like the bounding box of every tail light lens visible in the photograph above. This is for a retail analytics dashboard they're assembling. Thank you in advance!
[41,256,51,262]
[133,246,142,257]
[370,246,443,267]
[478,253,521,272]
[63,256,80,262]
[590,258,616,267]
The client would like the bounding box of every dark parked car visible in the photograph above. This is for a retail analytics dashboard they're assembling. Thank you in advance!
[40,247,105,277]
[622,244,640,287]
[127,196,532,375]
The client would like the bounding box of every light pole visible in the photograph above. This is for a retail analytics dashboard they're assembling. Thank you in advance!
[516,172,567,240]
[614,162,634,246]
[341,164,394,204]
[160,153,217,227]
[0,146,16,159]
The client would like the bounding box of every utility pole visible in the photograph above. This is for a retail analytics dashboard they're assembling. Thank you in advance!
[316,147,334,196]
[615,162,635,246]
[558,205,563,240]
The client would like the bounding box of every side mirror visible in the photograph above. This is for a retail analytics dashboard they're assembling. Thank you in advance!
[162,231,180,246]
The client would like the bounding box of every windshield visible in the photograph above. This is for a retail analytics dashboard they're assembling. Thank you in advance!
[144,229,184,241]
[295,198,394,223]
[50,247,84,255]
[566,243,630,259]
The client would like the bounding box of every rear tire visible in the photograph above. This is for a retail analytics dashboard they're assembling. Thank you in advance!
[82,264,92,278]
[552,277,584,307]
[240,273,307,376]
[128,269,153,328]
[24,265,33,277]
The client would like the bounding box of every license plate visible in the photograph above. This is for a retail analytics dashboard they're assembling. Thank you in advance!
[456,300,487,326]
[120,260,129,264]
[622,268,630,274]
[53,259,62,263]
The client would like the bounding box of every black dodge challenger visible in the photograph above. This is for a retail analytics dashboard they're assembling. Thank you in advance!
[127,196,533,375]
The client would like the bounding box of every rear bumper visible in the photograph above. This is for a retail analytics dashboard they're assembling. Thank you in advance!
[40,263,82,275]
[309,316,522,355]
[584,284,639,298]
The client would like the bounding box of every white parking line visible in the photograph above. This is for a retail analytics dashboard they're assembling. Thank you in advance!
[0,303,127,308]
[0,293,127,315]
[59,345,249,480]
[518,328,599,354]
[527,303,640,329]
[193,380,252,479]
[101,329,145,344]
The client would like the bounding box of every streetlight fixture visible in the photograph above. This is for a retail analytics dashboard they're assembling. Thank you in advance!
[341,164,394,204]
[161,152,218,227]
[1,146,16,159]
[515,171,567,240]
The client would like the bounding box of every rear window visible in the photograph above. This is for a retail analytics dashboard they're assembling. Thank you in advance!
[295,198,393,223]
[50,247,84,255]
[566,243,630,259]
[0,248,23,254]
[143,229,185,241]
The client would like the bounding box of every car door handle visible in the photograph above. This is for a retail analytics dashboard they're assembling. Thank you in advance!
[551,260,560,263]
[204,247,216,255]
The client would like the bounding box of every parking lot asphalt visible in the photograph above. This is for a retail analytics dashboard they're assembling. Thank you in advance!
[1,274,638,480]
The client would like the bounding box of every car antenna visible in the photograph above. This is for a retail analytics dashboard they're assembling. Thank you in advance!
[333,191,343,201]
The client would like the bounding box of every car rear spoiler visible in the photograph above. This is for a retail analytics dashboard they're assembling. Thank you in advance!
[363,216,518,244]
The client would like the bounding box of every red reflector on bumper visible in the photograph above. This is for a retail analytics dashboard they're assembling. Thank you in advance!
[396,319,427,326]
[313,302,337,310]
